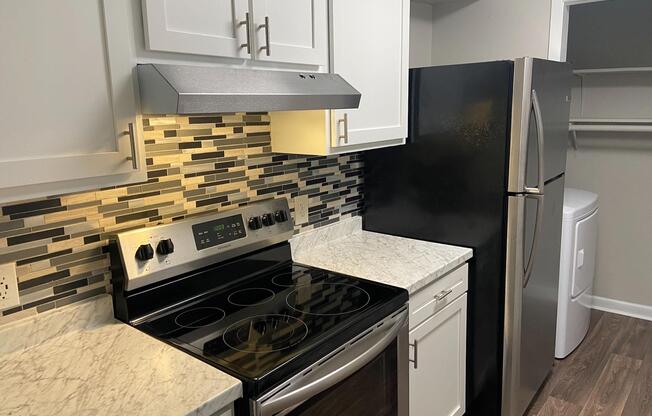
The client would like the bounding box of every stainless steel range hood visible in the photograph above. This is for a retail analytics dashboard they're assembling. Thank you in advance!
[137,64,361,115]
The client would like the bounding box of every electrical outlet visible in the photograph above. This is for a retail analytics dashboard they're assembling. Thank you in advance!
[0,262,20,311]
[294,195,309,225]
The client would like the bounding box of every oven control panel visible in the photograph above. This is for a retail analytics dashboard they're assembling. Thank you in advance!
[192,214,246,250]
[115,199,294,291]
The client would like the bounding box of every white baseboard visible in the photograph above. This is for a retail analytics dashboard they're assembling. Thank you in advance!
[591,295,652,322]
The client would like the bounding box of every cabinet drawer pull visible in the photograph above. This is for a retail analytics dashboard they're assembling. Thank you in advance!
[239,12,252,54]
[125,122,137,170]
[338,113,349,144]
[409,339,418,369]
[258,16,270,56]
[434,289,453,302]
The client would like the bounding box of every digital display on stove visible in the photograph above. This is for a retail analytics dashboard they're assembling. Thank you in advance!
[192,214,246,250]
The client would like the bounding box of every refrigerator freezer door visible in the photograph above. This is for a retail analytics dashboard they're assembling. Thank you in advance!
[503,176,565,416]
[508,58,573,193]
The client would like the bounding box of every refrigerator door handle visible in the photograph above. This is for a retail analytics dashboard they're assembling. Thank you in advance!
[525,90,545,196]
[523,193,544,288]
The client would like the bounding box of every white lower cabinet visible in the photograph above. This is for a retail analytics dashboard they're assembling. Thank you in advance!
[408,267,467,416]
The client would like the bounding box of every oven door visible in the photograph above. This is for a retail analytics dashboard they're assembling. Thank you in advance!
[251,308,409,416]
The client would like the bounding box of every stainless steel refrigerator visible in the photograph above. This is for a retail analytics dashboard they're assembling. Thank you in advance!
[363,58,572,416]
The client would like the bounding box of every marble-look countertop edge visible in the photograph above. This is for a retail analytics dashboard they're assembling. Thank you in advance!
[402,252,473,294]
[187,382,243,416]
[0,295,242,416]
[291,216,473,295]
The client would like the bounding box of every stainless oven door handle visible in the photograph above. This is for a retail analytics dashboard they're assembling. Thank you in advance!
[257,310,408,416]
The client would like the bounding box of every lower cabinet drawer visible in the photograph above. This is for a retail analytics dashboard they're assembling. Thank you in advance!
[409,263,468,330]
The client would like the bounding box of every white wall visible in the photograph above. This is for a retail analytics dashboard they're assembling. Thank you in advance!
[409,2,433,68]
[429,0,551,65]
[565,137,652,307]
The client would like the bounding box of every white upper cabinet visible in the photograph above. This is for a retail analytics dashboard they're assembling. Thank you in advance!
[330,0,409,148]
[142,0,327,66]
[270,0,409,155]
[142,0,250,59]
[0,0,146,204]
[250,0,327,66]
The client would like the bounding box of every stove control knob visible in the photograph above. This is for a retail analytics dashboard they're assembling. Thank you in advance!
[156,238,175,256]
[248,216,263,230]
[135,244,154,261]
[274,210,289,223]
[261,213,276,227]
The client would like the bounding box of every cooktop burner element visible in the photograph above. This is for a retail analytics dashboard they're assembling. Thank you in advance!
[272,272,310,287]
[270,266,331,288]
[223,315,309,353]
[174,307,226,329]
[286,283,371,316]
[227,288,275,306]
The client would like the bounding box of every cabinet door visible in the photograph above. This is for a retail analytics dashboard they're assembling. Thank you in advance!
[142,0,250,59]
[250,0,327,66]
[330,0,409,148]
[409,294,466,416]
[0,0,146,203]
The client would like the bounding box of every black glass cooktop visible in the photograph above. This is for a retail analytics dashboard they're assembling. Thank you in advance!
[136,262,407,396]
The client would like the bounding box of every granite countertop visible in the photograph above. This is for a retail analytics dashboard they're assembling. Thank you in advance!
[291,217,473,294]
[0,295,241,416]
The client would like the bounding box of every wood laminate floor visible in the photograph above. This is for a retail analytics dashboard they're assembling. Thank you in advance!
[526,310,652,416]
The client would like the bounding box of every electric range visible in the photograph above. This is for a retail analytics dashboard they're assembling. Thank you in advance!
[111,199,409,416]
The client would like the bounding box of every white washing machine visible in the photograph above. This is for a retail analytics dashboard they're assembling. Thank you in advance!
[555,188,599,359]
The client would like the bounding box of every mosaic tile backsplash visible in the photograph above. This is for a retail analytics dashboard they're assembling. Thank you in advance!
[0,113,363,325]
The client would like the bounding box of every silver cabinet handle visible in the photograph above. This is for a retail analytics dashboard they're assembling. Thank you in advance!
[125,122,137,170]
[409,339,418,369]
[239,12,252,54]
[434,289,453,302]
[525,90,545,195]
[258,16,270,56]
[338,113,349,144]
